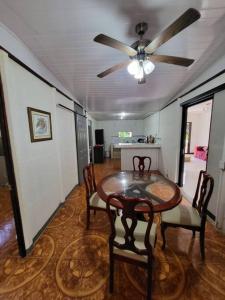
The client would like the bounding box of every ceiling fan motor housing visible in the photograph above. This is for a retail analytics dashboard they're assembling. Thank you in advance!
[94,8,200,80]
[135,22,148,36]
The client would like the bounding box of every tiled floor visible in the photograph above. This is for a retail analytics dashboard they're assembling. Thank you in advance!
[0,159,225,299]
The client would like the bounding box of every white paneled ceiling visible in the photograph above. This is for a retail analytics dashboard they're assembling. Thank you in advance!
[0,0,225,120]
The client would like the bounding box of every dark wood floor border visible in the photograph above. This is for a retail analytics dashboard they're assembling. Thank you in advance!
[26,184,79,254]
[207,209,215,221]
[66,184,79,199]
[26,202,63,254]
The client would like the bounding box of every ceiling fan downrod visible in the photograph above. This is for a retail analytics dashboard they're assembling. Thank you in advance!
[135,22,148,38]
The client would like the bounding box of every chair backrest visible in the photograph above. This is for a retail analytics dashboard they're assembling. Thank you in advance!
[83,163,97,199]
[133,156,151,172]
[192,170,214,218]
[106,193,154,256]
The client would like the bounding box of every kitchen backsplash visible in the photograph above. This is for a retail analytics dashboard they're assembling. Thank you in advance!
[111,135,146,144]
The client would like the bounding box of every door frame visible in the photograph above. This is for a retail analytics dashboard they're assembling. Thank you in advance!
[75,113,88,184]
[178,96,214,187]
[88,120,93,162]
[185,122,192,154]
[0,76,26,257]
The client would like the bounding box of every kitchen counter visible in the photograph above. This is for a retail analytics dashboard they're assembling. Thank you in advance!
[113,143,161,171]
[113,143,161,149]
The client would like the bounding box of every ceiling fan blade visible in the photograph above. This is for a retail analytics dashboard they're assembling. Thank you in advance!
[94,34,137,57]
[145,8,200,54]
[97,61,130,78]
[149,55,194,67]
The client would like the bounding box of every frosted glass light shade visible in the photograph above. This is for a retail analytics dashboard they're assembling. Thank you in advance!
[127,60,139,75]
[134,66,144,80]
[143,60,155,74]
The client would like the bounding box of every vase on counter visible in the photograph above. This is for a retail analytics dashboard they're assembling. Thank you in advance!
[147,135,155,143]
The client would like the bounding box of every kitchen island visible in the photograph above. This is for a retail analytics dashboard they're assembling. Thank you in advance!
[113,143,161,170]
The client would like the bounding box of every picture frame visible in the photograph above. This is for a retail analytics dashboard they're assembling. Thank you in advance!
[27,107,53,142]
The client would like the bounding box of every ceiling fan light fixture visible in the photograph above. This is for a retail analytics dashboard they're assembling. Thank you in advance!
[94,9,200,80]
[127,60,139,75]
[143,60,155,75]
[134,64,144,80]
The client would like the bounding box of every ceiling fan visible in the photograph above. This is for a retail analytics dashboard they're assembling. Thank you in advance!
[94,8,200,83]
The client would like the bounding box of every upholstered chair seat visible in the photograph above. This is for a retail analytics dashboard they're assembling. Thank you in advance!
[160,170,214,260]
[106,194,156,300]
[90,192,116,210]
[114,218,157,262]
[161,205,201,227]
[83,163,115,229]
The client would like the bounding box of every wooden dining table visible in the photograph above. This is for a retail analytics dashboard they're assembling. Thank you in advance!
[97,171,181,213]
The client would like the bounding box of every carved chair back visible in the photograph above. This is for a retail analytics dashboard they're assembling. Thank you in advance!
[83,163,97,200]
[107,194,154,256]
[192,170,214,222]
[133,156,151,172]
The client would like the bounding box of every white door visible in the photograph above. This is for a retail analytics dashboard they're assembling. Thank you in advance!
[207,90,225,221]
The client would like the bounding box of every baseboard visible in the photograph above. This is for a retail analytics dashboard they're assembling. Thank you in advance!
[207,210,215,221]
[180,189,192,202]
[26,202,63,254]
[26,184,79,255]
[65,184,78,199]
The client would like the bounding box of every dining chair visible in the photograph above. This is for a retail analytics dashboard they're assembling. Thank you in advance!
[83,163,114,229]
[133,156,151,172]
[161,170,214,260]
[106,193,157,300]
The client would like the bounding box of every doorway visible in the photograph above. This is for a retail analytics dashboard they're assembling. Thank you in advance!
[179,99,213,200]
[75,114,88,184]
[0,77,26,257]
[88,120,93,162]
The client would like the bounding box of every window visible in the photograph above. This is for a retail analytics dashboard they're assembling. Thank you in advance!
[118,131,132,138]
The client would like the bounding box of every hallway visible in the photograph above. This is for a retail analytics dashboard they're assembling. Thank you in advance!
[0,159,224,299]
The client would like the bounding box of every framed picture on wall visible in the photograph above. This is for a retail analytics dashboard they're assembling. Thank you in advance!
[27,107,52,142]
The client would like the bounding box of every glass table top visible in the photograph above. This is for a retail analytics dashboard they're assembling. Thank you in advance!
[97,171,181,212]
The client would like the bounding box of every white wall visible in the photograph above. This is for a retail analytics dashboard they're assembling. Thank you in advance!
[154,93,225,217]
[187,113,200,152]
[96,119,144,156]
[143,104,182,182]
[198,111,212,148]
[0,50,79,249]
[148,88,225,218]
[144,77,225,219]
[143,112,159,137]
[0,22,76,100]
[158,102,182,182]
[207,91,225,216]
[187,111,211,153]
[176,52,225,99]
[216,131,225,232]
[56,93,78,197]
[87,114,97,146]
